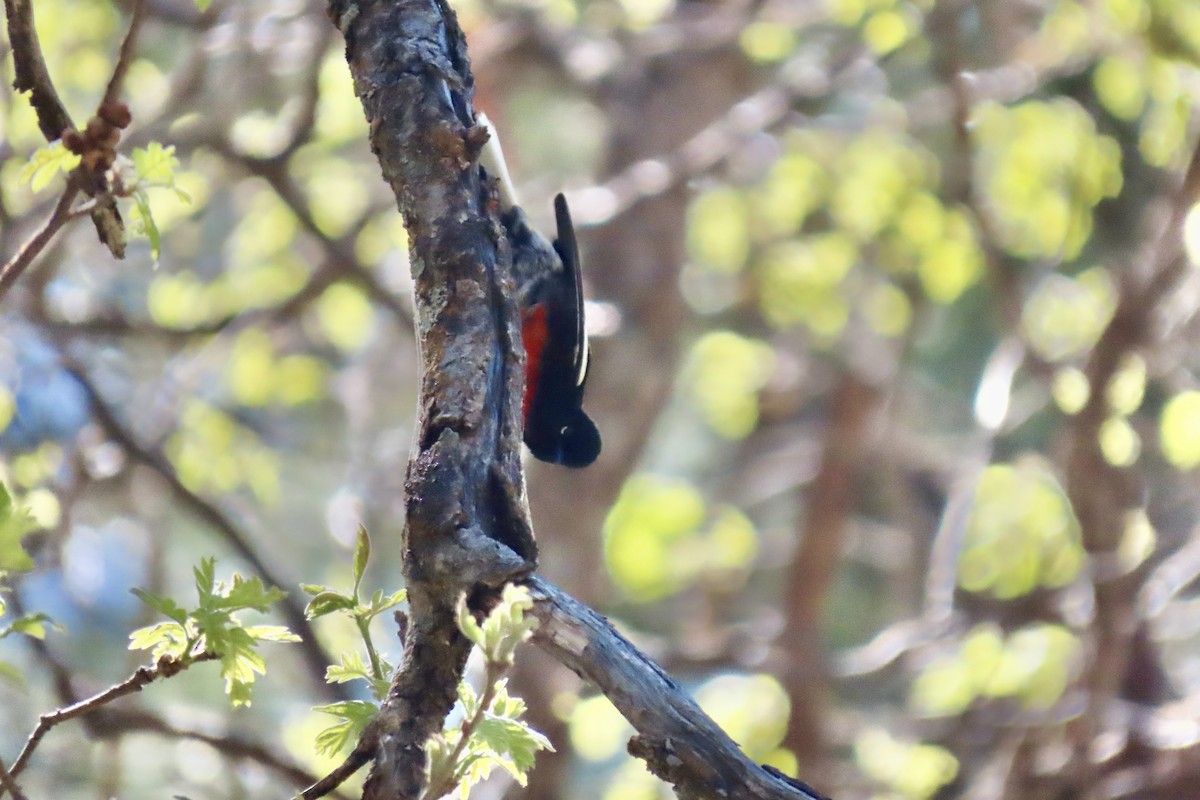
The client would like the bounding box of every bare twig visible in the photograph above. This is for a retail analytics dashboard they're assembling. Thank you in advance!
[101,0,148,108]
[2,0,73,139]
[5,653,218,787]
[0,181,83,302]
[1062,132,1200,790]
[5,603,335,798]
[113,708,346,798]
[0,759,28,800]
[212,144,414,329]
[2,0,125,258]
[301,738,377,800]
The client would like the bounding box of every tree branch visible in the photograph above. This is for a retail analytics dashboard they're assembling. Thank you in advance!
[2,0,127,259]
[324,1,834,797]
[301,741,376,800]
[1062,131,1200,790]
[2,0,73,139]
[4,653,218,788]
[528,577,825,800]
[327,0,535,797]
[0,760,28,800]
[0,181,82,302]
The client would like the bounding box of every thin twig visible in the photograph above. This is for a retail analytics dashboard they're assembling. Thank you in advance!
[6,653,218,785]
[2,0,126,258]
[2,0,74,139]
[1062,130,1200,791]
[110,708,350,798]
[213,144,414,329]
[0,182,82,302]
[301,739,376,800]
[4,604,338,798]
[0,759,28,800]
[101,0,147,108]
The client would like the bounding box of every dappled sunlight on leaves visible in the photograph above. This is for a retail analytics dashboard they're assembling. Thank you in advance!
[959,461,1084,598]
[911,623,1082,715]
[855,728,959,800]
[687,187,751,274]
[166,399,281,506]
[695,673,790,761]
[603,475,759,602]
[974,99,1122,260]
[1021,268,1116,361]
[226,329,328,408]
[318,282,376,352]
[684,331,774,439]
[1160,390,1200,469]
[568,694,631,763]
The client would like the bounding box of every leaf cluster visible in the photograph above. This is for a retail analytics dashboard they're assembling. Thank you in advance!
[302,526,406,756]
[424,584,551,799]
[0,483,56,684]
[129,556,299,706]
[20,139,191,260]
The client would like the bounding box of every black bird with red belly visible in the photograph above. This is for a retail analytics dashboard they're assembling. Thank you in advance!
[516,194,601,468]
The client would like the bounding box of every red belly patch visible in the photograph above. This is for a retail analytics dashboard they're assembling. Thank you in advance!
[521,304,549,422]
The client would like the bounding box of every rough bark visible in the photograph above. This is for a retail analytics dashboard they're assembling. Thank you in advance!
[326,1,534,797]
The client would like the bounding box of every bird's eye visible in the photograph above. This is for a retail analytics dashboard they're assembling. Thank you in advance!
[559,425,572,437]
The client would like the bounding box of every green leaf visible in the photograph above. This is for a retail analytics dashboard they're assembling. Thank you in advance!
[131,588,189,624]
[315,700,380,722]
[457,680,481,719]
[215,574,286,613]
[0,484,39,573]
[313,700,378,756]
[193,557,217,603]
[363,588,406,620]
[131,142,181,188]
[6,613,51,640]
[305,590,356,620]
[19,140,81,193]
[457,594,485,650]
[352,525,370,600]
[468,715,553,787]
[217,626,268,706]
[315,717,356,757]
[326,651,372,685]
[128,621,191,661]
[425,732,457,794]
[454,751,515,797]
[471,584,537,665]
[228,680,253,707]
[0,660,25,686]
[193,0,212,11]
[243,625,300,643]
[131,189,161,261]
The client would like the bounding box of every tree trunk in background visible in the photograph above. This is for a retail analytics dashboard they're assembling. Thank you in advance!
[782,372,881,782]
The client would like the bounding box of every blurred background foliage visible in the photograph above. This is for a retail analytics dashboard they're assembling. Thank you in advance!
[2,0,1200,798]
